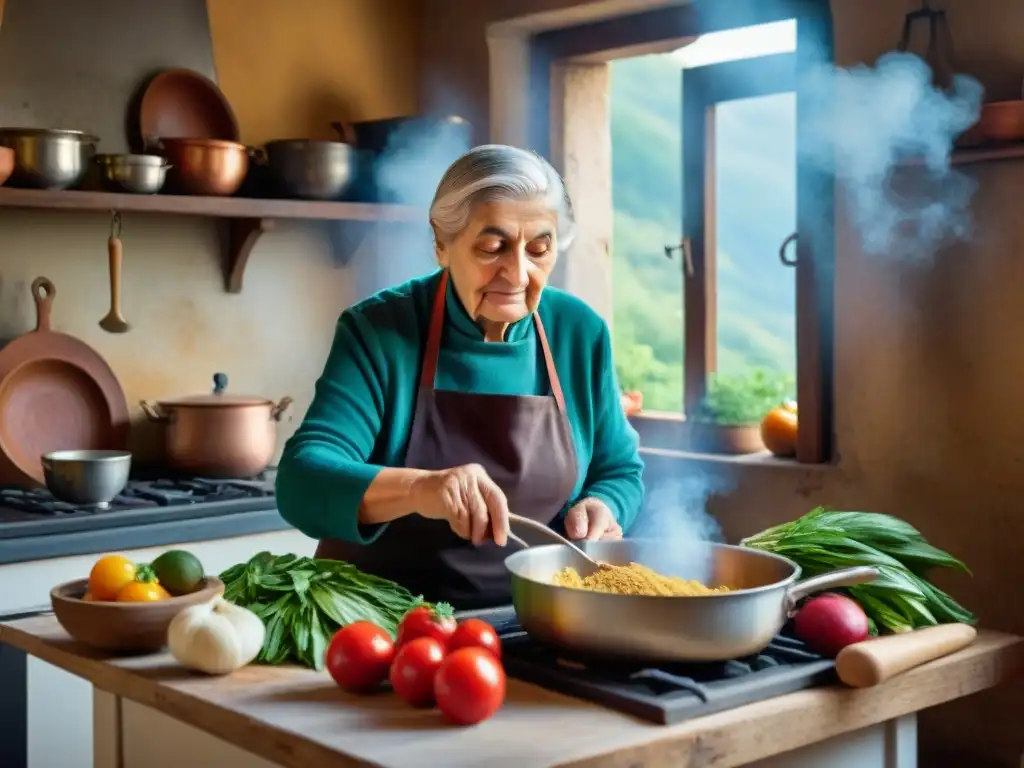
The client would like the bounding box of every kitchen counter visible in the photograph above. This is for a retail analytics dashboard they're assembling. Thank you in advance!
[1,616,1021,768]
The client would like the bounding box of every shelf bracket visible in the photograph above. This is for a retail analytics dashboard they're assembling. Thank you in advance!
[225,217,275,294]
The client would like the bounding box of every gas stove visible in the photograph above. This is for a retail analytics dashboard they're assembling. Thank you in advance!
[0,475,277,539]
[463,605,836,725]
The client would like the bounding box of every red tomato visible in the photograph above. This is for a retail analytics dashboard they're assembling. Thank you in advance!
[325,621,395,693]
[396,604,457,649]
[449,618,502,660]
[389,637,446,707]
[434,647,506,725]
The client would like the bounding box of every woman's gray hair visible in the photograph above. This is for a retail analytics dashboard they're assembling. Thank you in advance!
[429,144,577,252]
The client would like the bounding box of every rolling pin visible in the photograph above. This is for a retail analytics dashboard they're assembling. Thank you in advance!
[836,623,977,688]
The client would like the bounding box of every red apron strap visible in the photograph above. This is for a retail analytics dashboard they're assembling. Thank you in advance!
[419,270,449,389]
[533,313,567,414]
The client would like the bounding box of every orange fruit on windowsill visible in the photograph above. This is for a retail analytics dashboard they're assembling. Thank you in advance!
[760,402,798,458]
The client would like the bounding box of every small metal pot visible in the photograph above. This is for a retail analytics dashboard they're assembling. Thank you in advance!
[140,373,292,478]
[151,137,250,196]
[95,153,170,194]
[41,450,132,508]
[261,139,355,200]
[0,128,98,190]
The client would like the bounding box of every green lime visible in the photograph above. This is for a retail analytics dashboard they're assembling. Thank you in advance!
[150,550,205,596]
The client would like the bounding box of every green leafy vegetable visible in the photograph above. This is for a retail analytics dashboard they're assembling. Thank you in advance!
[741,507,975,634]
[220,552,429,670]
[691,368,794,426]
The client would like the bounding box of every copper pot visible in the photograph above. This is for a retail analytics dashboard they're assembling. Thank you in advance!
[140,373,292,478]
[153,137,250,196]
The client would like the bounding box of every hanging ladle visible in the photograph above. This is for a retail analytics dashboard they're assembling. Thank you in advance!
[99,210,130,334]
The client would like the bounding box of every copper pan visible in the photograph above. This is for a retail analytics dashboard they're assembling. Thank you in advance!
[0,278,129,487]
[138,68,240,143]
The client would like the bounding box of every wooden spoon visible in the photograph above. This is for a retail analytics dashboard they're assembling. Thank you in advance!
[99,231,130,334]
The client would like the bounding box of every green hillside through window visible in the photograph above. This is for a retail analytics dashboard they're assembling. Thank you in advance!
[610,51,797,412]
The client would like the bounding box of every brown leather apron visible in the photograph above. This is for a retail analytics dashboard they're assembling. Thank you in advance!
[316,271,579,609]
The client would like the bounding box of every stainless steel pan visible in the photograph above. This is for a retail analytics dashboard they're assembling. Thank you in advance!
[504,539,877,662]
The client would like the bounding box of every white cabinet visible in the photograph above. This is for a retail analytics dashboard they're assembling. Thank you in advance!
[0,528,313,768]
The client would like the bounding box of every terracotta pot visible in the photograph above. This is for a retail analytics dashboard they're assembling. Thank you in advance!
[140,373,292,478]
[621,390,643,415]
[686,421,765,455]
[977,101,1024,144]
[153,137,251,196]
[0,146,14,186]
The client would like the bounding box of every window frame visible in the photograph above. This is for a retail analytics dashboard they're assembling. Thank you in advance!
[530,0,835,464]
[681,52,797,413]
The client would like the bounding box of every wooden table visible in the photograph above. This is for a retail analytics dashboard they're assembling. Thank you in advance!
[2,616,1021,768]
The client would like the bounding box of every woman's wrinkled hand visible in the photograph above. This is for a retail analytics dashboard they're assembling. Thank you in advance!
[411,464,511,546]
[564,498,623,541]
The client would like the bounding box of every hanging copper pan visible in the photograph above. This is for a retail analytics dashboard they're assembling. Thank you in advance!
[0,278,129,487]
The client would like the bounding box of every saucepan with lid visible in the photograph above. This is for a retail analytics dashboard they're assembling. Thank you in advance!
[140,372,292,478]
[504,539,877,662]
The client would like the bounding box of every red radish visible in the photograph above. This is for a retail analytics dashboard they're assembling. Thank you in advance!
[793,593,870,657]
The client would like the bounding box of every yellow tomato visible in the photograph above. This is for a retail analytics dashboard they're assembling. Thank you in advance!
[116,580,171,603]
[88,555,137,600]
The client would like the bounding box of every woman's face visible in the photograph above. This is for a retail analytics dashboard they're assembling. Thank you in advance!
[435,199,559,337]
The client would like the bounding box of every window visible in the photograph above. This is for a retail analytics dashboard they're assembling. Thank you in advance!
[678,32,797,415]
[530,2,834,463]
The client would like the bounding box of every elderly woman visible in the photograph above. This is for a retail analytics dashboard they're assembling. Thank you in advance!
[276,144,644,609]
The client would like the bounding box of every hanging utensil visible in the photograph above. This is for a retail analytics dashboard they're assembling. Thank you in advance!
[897,0,956,92]
[99,210,130,334]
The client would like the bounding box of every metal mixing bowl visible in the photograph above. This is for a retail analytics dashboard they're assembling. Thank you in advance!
[41,450,132,508]
[263,139,354,200]
[96,153,170,194]
[0,128,98,190]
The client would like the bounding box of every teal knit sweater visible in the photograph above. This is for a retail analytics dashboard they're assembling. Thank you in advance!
[276,270,644,543]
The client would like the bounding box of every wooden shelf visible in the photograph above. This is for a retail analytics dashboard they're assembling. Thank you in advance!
[0,187,420,293]
[899,143,1024,170]
[951,143,1024,166]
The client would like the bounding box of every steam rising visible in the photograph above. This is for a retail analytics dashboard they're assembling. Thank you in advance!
[628,475,730,582]
[352,119,471,298]
[801,52,983,260]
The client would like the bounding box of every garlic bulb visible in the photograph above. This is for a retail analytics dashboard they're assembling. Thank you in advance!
[167,598,265,675]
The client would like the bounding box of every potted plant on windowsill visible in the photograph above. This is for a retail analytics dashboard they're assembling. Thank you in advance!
[687,369,794,455]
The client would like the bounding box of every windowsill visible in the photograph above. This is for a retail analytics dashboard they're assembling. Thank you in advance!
[639,445,839,472]
[628,410,840,472]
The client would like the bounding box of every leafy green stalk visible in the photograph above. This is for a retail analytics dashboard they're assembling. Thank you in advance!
[742,508,975,634]
[220,552,430,670]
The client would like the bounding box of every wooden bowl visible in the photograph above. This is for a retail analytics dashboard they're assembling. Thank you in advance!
[50,576,225,653]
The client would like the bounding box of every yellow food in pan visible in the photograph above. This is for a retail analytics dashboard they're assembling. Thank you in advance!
[552,562,731,597]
